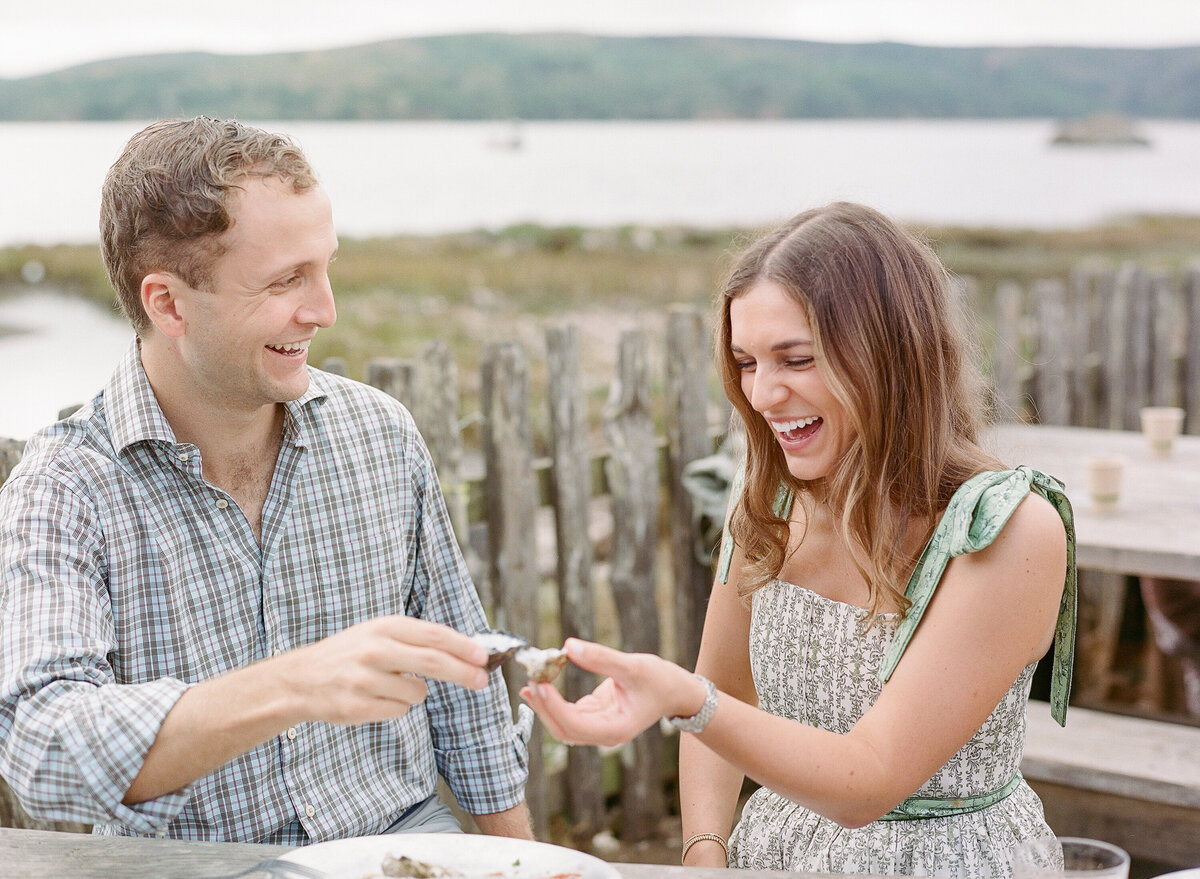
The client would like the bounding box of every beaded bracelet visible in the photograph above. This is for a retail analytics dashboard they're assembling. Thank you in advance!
[681,832,729,864]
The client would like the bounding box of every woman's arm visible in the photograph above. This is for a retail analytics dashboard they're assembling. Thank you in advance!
[526,492,1067,828]
[678,545,757,866]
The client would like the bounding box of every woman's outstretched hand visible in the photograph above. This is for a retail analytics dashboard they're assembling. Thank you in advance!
[520,638,705,747]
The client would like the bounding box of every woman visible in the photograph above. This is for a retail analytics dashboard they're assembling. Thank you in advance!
[523,202,1076,876]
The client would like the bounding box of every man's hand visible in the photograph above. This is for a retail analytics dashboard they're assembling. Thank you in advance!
[273,615,491,725]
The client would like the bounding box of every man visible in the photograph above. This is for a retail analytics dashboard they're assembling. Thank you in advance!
[0,117,531,843]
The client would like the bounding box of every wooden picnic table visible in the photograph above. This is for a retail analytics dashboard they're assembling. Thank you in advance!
[0,826,864,879]
[986,423,1200,580]
[987,421,1200,716]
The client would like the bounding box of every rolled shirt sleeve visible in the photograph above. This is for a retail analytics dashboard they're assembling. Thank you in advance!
[0,470,193,832]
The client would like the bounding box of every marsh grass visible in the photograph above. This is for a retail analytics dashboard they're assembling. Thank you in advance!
[3,215,1198,438]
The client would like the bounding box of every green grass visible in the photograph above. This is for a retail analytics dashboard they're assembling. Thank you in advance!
[3,214,1198,432]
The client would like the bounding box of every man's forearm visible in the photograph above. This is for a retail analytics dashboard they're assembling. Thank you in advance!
[123,657,304,803]
[472,801,535,839]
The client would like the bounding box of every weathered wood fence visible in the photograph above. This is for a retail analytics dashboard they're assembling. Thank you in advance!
[989,260,1200,433]
[319,310,721,845]
[1,257,1197,843]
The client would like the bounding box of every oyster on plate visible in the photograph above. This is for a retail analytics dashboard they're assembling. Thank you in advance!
[380,853,459,877]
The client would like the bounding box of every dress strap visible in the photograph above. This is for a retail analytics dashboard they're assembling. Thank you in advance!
[716,466,794,585]
[877,466,1078,726]
[715,464,745,585]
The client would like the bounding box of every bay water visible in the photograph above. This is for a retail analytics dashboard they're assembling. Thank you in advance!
[1,117,1198,439]
[3,118,1200,246]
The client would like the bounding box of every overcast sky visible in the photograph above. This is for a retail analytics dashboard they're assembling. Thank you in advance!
[3,0,1200,78]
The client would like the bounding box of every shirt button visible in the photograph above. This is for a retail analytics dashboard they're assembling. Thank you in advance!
[287,727,297,740]
[177,451,189,462]
[305,804,316,818]
[215,498,229,509]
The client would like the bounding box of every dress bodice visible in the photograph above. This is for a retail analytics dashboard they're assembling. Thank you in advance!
[750,579,1035,799]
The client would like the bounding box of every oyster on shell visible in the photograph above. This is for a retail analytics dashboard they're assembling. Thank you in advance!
[470,629,569,683]
[470,629,529,671]
[514,646,569,684]
[380,853,460,877]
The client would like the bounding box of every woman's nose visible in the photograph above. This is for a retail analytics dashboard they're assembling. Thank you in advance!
[748,367,787,412]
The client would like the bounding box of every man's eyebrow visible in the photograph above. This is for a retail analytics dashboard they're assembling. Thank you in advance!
[265,251,337,279]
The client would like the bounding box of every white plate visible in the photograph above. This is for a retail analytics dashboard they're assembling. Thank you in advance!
[1155,871,1200,879]
[279,832,622,879]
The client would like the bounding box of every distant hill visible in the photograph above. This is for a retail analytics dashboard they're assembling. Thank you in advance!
[2,33,1199,121]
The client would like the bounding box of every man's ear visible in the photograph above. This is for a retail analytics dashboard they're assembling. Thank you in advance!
[141,273,187,339]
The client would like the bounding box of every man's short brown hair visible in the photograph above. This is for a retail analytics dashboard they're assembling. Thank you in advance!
[99,116,318,335]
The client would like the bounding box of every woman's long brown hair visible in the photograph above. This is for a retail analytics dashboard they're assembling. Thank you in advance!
[716,202,1002,618]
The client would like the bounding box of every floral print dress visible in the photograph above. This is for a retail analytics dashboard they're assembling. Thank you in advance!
[723,467,1078,877]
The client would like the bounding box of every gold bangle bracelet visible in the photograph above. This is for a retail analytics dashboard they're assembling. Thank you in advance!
[681,832,729,864]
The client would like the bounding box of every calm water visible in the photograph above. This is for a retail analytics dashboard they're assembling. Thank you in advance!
[3,118,1200,246]
[2,118,1199,439]
[0,293,132,439]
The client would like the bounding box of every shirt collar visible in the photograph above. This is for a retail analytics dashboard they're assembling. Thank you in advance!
[105,340,330,456]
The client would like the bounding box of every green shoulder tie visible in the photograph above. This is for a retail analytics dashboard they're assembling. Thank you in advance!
[716,466,793,585]
[877,466,1078,726]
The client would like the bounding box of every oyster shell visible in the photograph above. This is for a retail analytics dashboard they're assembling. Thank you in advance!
[514,646,569,684]
[470,629,529,671]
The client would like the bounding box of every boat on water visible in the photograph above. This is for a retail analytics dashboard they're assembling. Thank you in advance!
[1051,113,1151,147]
[487,120,523,150]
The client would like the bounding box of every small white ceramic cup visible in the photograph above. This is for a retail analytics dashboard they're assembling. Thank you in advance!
[1084,455,1125,513]
[1140,406,1185,457]
[1010,836,1130,878]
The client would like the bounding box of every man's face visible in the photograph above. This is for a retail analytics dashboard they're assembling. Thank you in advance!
[175,176,338,416]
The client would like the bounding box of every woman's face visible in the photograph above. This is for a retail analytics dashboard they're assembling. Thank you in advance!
[729,280,856,482]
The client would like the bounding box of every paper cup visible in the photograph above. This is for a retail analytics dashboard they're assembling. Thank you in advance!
[1140,406,1185,457]
[1011,836,1130,878]
[1085,455,1125,513]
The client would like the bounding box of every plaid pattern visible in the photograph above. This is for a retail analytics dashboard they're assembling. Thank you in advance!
[0,342,527,843]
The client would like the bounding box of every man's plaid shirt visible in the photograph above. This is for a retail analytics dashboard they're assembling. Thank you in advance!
[0,343,527,843]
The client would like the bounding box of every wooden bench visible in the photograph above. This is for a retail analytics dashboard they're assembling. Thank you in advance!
[1022,700,1200,868]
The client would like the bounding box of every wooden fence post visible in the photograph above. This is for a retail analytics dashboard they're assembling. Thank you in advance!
[1032,279,1070,425]
[665,306,713,670]
[544,324,606,845]
[604,329,666,842]
[365,357,417,410]
[1121,263,1154,430]
[479,342,547,838]
[1151,270,1179,408]
[1091,266,1119,428]
[0,439,24,485]
[320,356,348,376]
[1069,263,1102,428]
[1185,263,1200,435]
[416,340,489,606]
[992,281,1026,422]
[1105,264,1135,430]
